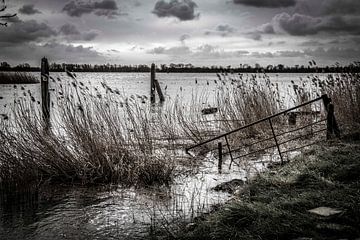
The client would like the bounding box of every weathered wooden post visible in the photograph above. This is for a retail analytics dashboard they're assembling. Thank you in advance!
[41,57,50,128]
[150,63,156,104]
[326,103,340,139]
[218,142,223,173]
[154,79,165,102]
[322,94,331,111]
[322,94,340,139]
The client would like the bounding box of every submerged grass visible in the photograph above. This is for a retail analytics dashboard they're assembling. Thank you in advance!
[172,139,360,240]
[0,72,39,84]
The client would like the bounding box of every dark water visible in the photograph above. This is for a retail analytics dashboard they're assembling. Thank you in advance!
[0,153,255,240]
[0,185,164,239]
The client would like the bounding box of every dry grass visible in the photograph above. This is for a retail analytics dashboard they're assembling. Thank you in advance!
[0,68,359,192]
[215,73,283,132]
[317,72,360,131]
[0,75,175,190]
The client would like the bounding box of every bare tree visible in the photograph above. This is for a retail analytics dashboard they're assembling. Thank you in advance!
[0,0,16,26]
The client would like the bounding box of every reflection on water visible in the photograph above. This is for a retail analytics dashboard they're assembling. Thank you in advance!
[0,151,275,240]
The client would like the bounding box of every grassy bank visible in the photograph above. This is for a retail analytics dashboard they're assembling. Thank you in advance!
[0,72,39,84]
[171,138,360,239]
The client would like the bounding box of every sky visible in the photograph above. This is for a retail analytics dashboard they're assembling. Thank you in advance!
[0,0,359,67]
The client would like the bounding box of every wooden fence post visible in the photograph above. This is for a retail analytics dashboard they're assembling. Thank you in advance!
[218,142,223,173]
[322,94,340,139]
[41,57,50,128]
[322,94,331,112]
[154,79,165,102]
[150,63,156,104]
[326,103,340,139]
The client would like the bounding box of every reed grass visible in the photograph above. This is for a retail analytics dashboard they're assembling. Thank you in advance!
[0,72,39,84]
[0,76,175,189]
[317,72,360,131]
[0,68,359,191]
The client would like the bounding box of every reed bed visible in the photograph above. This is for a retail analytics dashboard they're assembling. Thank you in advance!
[0,72,39,84]
[0,68,359,191]
[0,76,175,189]
[316,72,360,131]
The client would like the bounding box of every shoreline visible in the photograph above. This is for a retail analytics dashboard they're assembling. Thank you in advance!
[158,136,360,239]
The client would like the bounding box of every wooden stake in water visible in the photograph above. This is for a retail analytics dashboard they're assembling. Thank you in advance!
[150,63,156,104]
[41,57,50,127]
[154,79,165,102]
[218,142,223,174]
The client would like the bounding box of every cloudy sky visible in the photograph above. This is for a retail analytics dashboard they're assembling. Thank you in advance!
[1,0,359,67]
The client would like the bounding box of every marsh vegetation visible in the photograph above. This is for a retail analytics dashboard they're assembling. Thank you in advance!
[0,66,359,239]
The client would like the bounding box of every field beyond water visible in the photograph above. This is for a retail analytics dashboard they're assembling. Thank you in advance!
[174,138,360,240]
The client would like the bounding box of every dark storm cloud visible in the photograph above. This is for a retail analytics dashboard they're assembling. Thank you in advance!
[245,22,274,41]
[257,23,275,34]
[296,0,360,16]
[62,0,120,18]
[152,0,199,21]
[59,23,80,35]
[19,4,41,15]
[82,31,98,41]
[273,13,360,36]
[59,23,98,41]
[258,0,360,36]
[321,0,360,15]
[0,41,103,64]
[204,24,236,37]
[233,0,296,8]
[216,24,236,36]
[0,20,57,44]
[43,42,101,60]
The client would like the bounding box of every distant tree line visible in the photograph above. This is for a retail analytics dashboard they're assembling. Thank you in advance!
[1,61,359,73]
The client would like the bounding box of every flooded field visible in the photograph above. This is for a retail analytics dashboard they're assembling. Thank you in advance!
[0,72,329,239]
[0,150,279,240]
